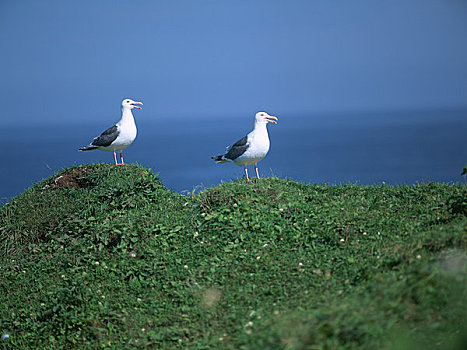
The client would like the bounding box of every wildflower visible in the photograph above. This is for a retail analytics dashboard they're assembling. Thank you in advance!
[245,329,252,335]
[2,334,10,340]
[416,255,421,260]
[340,238,345,242]
[233,203,238,207]
[184,265,189,269]
[194,232,199,238]
[61,274,65,278]
[298,262,303,266]
[95,261,100,266]
[382,181,386,185]
[256,256,261,261]
[246,321,253,327]
[263,243,268,247]
[129,251,137,258]
[141,328,146,333]
[137,298,142,302]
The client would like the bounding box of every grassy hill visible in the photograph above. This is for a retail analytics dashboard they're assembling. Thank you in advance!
[1,164,466,349]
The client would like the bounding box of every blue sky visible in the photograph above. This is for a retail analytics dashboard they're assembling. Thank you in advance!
[1,0,467,125]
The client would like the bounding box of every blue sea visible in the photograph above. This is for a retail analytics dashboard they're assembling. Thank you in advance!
[1,109,466,202]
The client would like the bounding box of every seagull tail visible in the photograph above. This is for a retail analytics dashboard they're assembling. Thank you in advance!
[79,145,99,151]
[211,154,229,164]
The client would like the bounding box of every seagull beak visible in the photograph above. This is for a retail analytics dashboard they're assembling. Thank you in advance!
[131,101,143,109]
[265,115,278,124]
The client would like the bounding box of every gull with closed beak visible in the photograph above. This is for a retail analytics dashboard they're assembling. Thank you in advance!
[212,111,278,181]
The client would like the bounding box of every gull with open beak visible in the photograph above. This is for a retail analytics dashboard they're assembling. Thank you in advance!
[79,98,143,165]
[212,111,278,181]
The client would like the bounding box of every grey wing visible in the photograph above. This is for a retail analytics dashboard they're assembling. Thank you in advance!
[91,125,119,147]
[225,136,249,160]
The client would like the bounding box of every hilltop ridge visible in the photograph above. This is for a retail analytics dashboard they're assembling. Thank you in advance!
[0,164,466,349]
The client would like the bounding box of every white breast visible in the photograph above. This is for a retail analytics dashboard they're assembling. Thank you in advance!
[113,116,137,151]
[233,127,270,166]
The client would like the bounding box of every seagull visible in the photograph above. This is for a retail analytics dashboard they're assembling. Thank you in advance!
[79,98,143,165]
[212,111,278,181]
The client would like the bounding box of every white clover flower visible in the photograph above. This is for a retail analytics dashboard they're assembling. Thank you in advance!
[298,262,303,266]
[129,251,137,258]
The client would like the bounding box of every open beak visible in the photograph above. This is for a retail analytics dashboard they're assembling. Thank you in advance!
[265,115,278,124]
[131,101,143,109]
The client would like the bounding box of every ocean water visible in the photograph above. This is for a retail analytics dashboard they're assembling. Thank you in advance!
[1,109,466,202]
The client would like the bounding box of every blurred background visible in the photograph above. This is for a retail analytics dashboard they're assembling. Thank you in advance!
[1,0,466,200]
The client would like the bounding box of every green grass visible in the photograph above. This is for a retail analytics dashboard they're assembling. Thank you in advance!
[1,164,466,349]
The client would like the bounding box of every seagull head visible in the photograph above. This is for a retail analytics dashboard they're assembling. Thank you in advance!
[255,111,278,125]
[121,98,143,110]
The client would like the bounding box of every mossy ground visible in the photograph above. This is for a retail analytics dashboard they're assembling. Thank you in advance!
[1,164,466,349]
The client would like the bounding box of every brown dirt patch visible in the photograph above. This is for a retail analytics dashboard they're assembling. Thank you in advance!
[50,167,92,189]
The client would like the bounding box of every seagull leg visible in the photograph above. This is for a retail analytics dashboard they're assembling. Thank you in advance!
[120,151,124,165]
[254,163,261,180]
[244,166,250,182]
[113,151,118,166]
